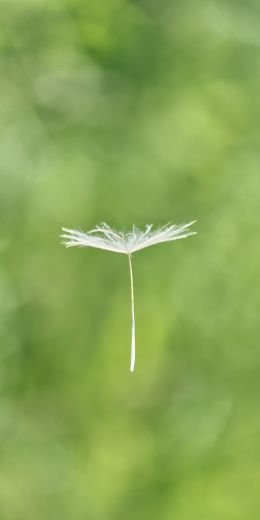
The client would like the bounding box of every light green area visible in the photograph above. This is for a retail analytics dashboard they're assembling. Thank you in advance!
[1,1,260,518]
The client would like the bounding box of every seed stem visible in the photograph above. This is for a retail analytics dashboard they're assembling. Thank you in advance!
[128,254,135,372]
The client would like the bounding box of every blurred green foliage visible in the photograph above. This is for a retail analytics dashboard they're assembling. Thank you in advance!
[1,0,260,518]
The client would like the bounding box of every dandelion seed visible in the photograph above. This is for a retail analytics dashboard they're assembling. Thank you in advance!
[61,221,197,372]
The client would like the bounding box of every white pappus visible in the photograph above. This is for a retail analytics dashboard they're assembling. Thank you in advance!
[61,221,197,372]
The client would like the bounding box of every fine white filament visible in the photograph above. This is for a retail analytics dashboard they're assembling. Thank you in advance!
[128,254,135,372]
[61,221,196,372]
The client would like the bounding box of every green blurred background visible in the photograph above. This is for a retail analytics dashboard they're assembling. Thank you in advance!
[1,0,260,518]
